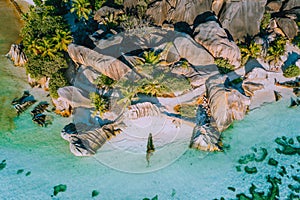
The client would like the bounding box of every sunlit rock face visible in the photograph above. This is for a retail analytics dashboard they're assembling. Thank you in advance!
[190,104,222,152]
[206,75,250,132]
[62,123,123,156]
[218,0,267,41]
[68,44,131,81]
[6,44,27,66]
[193,16,241,68]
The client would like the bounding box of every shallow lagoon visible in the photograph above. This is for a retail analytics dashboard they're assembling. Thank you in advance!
[0,1,299,199]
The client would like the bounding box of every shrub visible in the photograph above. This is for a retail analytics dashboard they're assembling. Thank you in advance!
[239,42,262,65]
[214,58,235,74]
[260,12,271,31]
[25,54,68,79]
[283,65,300,78]
[266,37,287,63]
[49,70,69,98]
[94,74,115,89]
[89,92,109,116]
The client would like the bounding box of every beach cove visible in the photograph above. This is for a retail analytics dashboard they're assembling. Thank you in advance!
[1,0,300,199]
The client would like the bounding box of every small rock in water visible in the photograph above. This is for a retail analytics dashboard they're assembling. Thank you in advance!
[171,188,176,197]
[92,190,99,197]
[238,153,255,164]
[236,165,242,172]
[274,91,282,101]
[25,171,31,176]
[53,184,67,196]
[227,187,236,192]
[0,160,6,170]
[278,166,287,177]
[244,166,258,174]
[254,147,268,162]
[268,158,278,167]
[17,169,24,174]
[289,97,299,107]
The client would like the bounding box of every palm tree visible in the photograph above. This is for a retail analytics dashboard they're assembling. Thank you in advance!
[138,80,169,97]
[39,38,56,59]
[240,42,262,65]
[52,29,73,52]
[143,50,161,65]
[90,92,109,117]
[27,40,42,55]
[70,0,92,21]
[266,37,286,64]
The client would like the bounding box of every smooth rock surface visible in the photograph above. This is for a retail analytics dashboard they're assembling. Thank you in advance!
[219,0,267,41]
[194,18,241,67]
[206,75,250,132]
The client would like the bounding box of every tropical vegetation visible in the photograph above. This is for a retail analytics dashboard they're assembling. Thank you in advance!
[21,0,72,98]
[214,58,235,74]
[266,37,287,64]
[239,41,262,65]
[283,65,300,78]
[89,92,109,116]
[49,70,69,99]
[70,0,92,21]
[94,74,116,90]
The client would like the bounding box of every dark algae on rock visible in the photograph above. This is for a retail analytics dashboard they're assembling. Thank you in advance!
[275,136,300,155]
[244,166,258,174]
[268,158,279,167]
[53,184,67,196]
[92,190,99,197]
[0,160,6,171]
[215,135,300,199]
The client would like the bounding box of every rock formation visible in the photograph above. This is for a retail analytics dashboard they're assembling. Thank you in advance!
[124,102,161,120]
[11,91,36,115]
[206,75,250,132]
[61,123,124,156]
[6,44,27,66]
[190,98,222,151]
[193,14,241,67]
[68,44,131,80]
[218,0,267,41]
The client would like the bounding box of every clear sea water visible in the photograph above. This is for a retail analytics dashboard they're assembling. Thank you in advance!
[0,1,299,199]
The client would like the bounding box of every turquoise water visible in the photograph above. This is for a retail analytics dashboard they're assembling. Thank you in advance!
[1,1,299,199]
[0,83,299,199]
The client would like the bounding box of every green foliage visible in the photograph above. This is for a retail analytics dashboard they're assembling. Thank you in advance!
[25,54,68,79]
[214,58,235,74]
[52,29,72,52]
[260,12,271,31]
[53,184,67,196]
[21,1,72,98]
[89,92,109,116]
[138,79,170,97]
[94,0,106,11]
[94,74,115,89]
[49,70,69,99]
[266,37,287,63]
[21,5,68,48]
[175,104,197,119]
[102,12,122,30]
[239,42,262,65]
[143,50,161,65]
[283,65,300,78]
[231,77,243,85]
[70,0,92,21]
